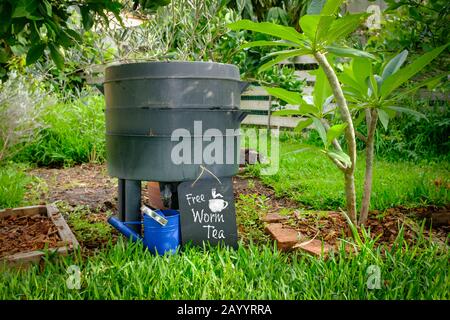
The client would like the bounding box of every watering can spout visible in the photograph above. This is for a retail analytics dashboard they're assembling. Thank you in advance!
[108,216,142,242]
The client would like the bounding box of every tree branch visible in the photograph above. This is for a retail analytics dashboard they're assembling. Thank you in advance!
[356,131,367,143]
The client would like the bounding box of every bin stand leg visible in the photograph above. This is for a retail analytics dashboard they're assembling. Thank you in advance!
[125,179,142,234]
[118,179,126,221]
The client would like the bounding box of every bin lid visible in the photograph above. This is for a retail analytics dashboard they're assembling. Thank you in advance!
[105,61,240,83]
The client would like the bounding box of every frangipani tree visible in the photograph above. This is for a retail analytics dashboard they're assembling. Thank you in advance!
[229,0,371,223]
[229,0,448,224]
[339,46,448,224]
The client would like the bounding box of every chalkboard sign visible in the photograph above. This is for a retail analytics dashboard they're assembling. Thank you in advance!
[177,177,238,248]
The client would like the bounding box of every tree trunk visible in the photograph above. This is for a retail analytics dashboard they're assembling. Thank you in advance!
[314,51,358,223]
[345,172,357,223]
[359,109,378,225]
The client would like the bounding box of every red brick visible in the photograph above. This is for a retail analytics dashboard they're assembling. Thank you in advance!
[265,223,300,251]
[293,239,332,257]
[261,213,288,223]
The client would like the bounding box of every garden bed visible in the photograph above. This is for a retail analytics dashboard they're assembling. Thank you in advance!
[0,205,79,267]
[23,164,449,254]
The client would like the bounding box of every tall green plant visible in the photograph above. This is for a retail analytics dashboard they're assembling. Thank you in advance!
[229,0,370,222]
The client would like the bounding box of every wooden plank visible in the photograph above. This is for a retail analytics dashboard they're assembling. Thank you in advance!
[0,205,47,218]
[242,114,270,126]
[278,55,318,65]
[240,100,270,111]
[293,55,317,64]
[5,247,68,268]
[270,116,303,128]
[302,86,314,96]
[47,205,79,250]
[242,114,305,128]
[241,86,268,96]
[1,205,79,268]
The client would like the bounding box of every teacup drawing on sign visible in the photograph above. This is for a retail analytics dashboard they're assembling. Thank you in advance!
[208,188,228,213]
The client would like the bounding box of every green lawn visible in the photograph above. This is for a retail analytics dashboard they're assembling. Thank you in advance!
[1,236,448,300]
[249,136,449,211]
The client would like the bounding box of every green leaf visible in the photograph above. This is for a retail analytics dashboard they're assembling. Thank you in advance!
[386,106,427,121]
[326,46,376,59]
[12,5,29,18]
[381,44,449,99]
[299,15,334,43]
[299,103,320,115]
[263,86,308,107]
[258,49,310,72]
[65,28,83,43]
[12,0,37,18]
[327,13,368,42]
[42,0,52,16]
[339,71,364,98]
[321,0,345,15]
[0,48,10,64]
[366,74,380,98]
[381,50,408,81]
[240,40,298,49]
[228,20,306,45]
[313,67,332,109]
[26,43,45,65]
[353,110,366,127]
[48,43,64,69]
[353,57,372,88]
[312,117,327,147]
[295,118,313,132]
[326,123,347,146]
[377,109,390,131]
[272,103,319,117]
[327,149,351,167]
[80,6,94,30]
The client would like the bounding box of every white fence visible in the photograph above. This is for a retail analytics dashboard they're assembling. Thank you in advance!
[241,55,318,128]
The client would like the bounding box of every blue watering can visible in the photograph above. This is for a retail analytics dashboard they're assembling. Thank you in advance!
[108,207,181,255]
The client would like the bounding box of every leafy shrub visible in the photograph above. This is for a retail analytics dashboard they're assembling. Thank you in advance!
[373,99,450,162]
[0,71,48,162]
[14,94,106,167]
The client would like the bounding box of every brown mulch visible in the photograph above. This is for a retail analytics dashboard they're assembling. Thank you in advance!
[290,207,449,248]
[0,214,62,258]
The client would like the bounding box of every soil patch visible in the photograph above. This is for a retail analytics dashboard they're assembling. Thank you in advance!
[28,164,117,211]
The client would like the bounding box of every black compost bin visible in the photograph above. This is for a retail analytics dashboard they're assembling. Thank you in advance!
[103,61,248,229]
[104,61,247,182]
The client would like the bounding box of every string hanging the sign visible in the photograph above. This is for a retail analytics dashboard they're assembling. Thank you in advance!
[191,165,222,187]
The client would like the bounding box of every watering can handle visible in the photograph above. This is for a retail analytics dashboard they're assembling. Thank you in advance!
[141,205,168,226]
